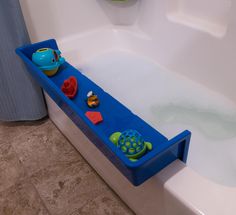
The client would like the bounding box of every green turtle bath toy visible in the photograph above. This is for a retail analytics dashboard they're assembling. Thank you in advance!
[109,129,153,162]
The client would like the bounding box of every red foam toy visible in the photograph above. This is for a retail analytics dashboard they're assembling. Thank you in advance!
[85,111,103,125]
[61,76,78,99]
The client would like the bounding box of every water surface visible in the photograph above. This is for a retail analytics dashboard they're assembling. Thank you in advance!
[82,50,236,186]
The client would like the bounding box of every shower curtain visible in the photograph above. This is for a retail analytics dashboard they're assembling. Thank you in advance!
[0,0,47,121]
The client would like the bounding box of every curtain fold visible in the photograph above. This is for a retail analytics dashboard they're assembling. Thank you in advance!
[0,0,47,121]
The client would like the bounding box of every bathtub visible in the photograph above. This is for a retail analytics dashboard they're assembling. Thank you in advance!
[20,0,236,214]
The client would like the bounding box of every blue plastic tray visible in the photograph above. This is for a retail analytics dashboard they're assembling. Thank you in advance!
[16,39,191,186]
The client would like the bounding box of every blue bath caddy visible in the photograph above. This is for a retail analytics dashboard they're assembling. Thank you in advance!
[16,39,191,186]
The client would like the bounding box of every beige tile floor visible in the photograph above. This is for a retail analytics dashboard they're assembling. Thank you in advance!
[0,118,134,215]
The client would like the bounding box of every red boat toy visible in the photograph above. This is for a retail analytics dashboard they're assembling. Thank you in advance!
[61,76,78,99]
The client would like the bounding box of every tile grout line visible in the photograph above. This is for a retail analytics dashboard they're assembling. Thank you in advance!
[2,119,134,215]
[6,118,82,215]
[30,179,53,215]
[5,128,52,215]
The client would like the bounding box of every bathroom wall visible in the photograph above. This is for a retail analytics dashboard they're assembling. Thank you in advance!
[20,0,139,41]
[19,0,110,41]
[96,0,140,25]
[137,0,236,102]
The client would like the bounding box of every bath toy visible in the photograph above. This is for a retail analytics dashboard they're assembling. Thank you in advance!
[32,48,65,76]
[109,129,152,161]
[85,111,103,125]
[86,91,100,108]
[61,76,78,99]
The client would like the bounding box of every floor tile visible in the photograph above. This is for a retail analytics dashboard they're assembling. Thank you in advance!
[0,180,50,215]
[0,118,48,145]
[70,190,134,215]
[0,143,26,192]
[1,118,133,215]
[30,161,108,215]
[11,120,81,175]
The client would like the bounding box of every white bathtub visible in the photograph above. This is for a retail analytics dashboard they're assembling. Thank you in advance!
[20,1,236,214]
